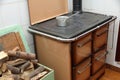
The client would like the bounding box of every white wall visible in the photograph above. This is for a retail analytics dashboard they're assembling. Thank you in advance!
[0,0,34,52]
[83,0,120,67]
[68,0,73,12]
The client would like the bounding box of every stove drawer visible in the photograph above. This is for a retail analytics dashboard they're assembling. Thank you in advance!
[73,58,91,80]
[91,65,105,80]
[72,33,92,65]
[92,48,107,75]
[93,24,108,52]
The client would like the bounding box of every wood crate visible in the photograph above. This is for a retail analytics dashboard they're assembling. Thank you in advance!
[0,32,25,52]
[38,64,54,80]
[0,25,54,80]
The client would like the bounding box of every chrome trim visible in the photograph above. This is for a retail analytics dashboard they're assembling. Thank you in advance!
[28,16,116,42]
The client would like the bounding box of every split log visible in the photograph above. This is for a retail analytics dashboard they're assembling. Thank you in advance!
[12,74,20,80]
[31,71,48,80]
[7,64,21,74]
[7,51,36,60]
[21,68,34,80]
[31,59,38,64]
[0,69,2,77]
[19,52,36,60]
[26,62,34,70]
[0,62,3,68]
[0,74,20,80]
[7,59,27,67]
[20,61,31,73]
[0,51,9,61]
[25,66,45,80]
[12,46,20,52]
[1,63,7,72]
[0,76,14,80]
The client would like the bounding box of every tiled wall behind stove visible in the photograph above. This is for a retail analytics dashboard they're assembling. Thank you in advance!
[0,0,34,53]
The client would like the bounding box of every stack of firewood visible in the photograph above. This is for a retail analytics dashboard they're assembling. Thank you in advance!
[0,47,49,80]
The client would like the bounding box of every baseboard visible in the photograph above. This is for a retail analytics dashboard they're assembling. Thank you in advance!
[106,63,120,72]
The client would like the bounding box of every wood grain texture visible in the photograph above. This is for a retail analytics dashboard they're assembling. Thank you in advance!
[100,68,120,80]
[0,32,25,51]
[0,32,19,51]
[15,32,25,51]
[28,0,68,25]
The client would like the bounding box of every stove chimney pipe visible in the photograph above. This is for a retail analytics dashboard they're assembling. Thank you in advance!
[73,0,82,13]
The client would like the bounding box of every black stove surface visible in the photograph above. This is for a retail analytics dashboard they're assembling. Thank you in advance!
[29,12,112,39]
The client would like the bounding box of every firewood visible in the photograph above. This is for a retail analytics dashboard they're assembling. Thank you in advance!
[12,46,20,51]
[26,62,34,70]
[6,59,27,66]
[12,60,27,67]
[7,59,27,67]
[31,59,38,64]
[7,51,36,60]
[20,61,31,73]
[12,74,20,80]
[7,50,17,57]
[0,74,20,80]
[0,51,9,61]
[2,69,12,75]
[1,63,7,72]
[25,66,45,80]
[0,76,14,80]
[0,62,3,68]
[21,68,34,79]
[19,52,36,60]
[7,64,21,74]
[31,71,48,80]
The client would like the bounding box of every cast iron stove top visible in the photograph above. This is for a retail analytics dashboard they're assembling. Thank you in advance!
[29,12,112,39]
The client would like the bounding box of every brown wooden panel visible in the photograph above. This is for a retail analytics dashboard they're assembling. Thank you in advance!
[35,34,72,80]
[93,24,109,52]
[28,0,68,25]
[73,58,91,80]
[0,32,25,51]
[72,33,92,65]
[15,32,25,51]
[92,48,106,75]
[100,68,120,80]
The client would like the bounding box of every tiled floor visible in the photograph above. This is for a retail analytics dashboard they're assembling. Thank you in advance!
[100,68,120,80]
